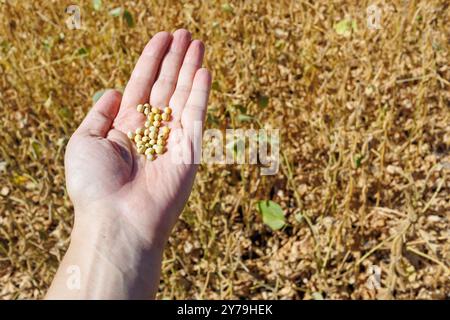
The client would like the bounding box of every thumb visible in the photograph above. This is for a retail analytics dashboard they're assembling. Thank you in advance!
[75,90,122,138]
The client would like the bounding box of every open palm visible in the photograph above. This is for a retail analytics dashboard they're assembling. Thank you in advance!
[65,30,211,247]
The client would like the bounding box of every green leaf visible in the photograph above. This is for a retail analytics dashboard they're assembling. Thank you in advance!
[109,7,122,17]
[123,10,135,27]
[211,80,220,91]
[77,47,88,56]
[312,292,324,300]
[42,37,53,50]
[207,113,219,125]
[31,141,42,158]
[235,104,246,113]
[0,40,10,51]
[92,89,106,103]
[355,154,363,168]
[237,114,253,122]
[258,200,286,231]
[334,18,357,36]
[275,39,284,49]
[295,212,304,223]
[92,0,102,11]
[58,107,72,119]
[221,3,233,13]
[257,95,269,108]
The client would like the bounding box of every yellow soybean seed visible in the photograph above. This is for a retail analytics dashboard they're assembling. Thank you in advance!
[154,145,164,154]
[137,145,146,154]
[158,131,168,139]
[151,107,159,114]
[161,126,170,134]
[164,107,172,115]
[131,104,172,160]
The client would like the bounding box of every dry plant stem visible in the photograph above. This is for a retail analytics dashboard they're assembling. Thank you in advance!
[406,246,449,271]
[281,152,318,242]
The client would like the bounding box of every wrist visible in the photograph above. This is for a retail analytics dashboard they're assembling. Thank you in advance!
[72,201,168,253]
[70,226,163,299]
[71,204,167,279]
[47,205,165,299]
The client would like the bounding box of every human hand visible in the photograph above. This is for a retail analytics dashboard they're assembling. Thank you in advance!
[66,29,210,247]
[47,29,211,299]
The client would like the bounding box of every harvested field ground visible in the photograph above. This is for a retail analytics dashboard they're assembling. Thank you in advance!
[0,0,449,299]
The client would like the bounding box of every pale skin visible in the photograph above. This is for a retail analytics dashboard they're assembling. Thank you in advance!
[46,29,211,299]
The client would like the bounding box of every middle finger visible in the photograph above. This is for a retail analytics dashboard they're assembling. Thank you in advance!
[149,29,191,109]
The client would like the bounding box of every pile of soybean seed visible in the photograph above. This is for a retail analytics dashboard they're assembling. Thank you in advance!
[127,103,172,161]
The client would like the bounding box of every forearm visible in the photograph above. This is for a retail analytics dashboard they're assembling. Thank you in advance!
[46,209,165,299]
